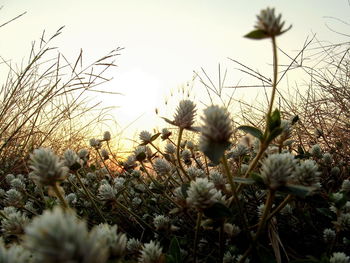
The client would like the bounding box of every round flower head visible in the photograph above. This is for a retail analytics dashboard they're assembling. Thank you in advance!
[186,177,223,211]
[260,153,297,189]
[173,100,196,129]
[103,131,111,141]
[24,206,109,263]
[29,148,68,186]
[139,131,153,144]
[292,159,321,187]
[101,149,109,160]
[153,158,171,176]
[153,215,171,231]
[139,240,163,263]
[199,105,233,163]
[161,128,172,140]
[1,210,29,237]
[164,143,176,154]
[255,7,289,37]
[63,149,81,169]
[5,189,24,208]
[329,252,350,263]
[89,138,102,149]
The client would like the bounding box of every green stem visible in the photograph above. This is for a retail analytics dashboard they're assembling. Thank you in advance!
[176,127,191,181]
[193,212,203,263]
[267,36,278,117]
[75,170,106,222]
[51,183,68,209]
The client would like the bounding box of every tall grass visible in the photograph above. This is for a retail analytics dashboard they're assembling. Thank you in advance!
[0,27,122,175]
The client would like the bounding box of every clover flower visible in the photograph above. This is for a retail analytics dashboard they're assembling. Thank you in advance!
[92,224,127,258]
[66,193,78,206]
[89,138,102,149]
[78,149,90,162]
[154,159,171,176]
[113,177,126,191]
[310,144,322,158]
[181,149,192,164]
[186,177,223,211]
[199,106,233,163]
[292,159,321,187]
[2,210,29,238]
[255,7,288,37]
[229,143,249,158]
[63,149,81,169]
[323,228,336,243]
[200,105,233,145]
[341,180,350,193]
[153,215,171,231]
[209,171,226,189]
[323,152,333,164]
[331,167,341,177]
[330,252,350,263]
[223,223,241,237]
[161,128,171,140]
[127,238,142,254]
[103,131,111,141]
[29,148,68,186]
[25,206,109,263]
[260,153,297,189]
[164,143,176,154]
[101,149,109,160]
[173,100,196,129]
[139,240,163,263]
[336,213,350,231]
[186,141,195,150]
[5,174,15,184]
[0,239,31,263]
[139,131,152,144]
[186,166,205,179]
[10,178,26,192]
[98,183,116,201]
[5,189,23,208]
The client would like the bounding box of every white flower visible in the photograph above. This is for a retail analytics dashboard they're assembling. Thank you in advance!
[89,138,102,149]
[24,207,109,263]
[63,149,81,168]
[260,153,297,189]
[139,131,152,144]
[153,215,171,231]
[154,159,171,176]
[29,148,68,186]
[173,100,196,129]
[292,159,320,187]
[330,252,350,263]
[186,177,223,211]
[255,7,287,37]
[139,240,163,263]
[103,131,111,141]
[323,228,336,243]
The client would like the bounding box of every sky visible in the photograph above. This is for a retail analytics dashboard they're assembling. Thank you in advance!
[0,0,349,149]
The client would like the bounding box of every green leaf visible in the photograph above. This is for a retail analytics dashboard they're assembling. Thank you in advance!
[278,184,314,198]
[267,109,281,132]
[203,202,232,220]
[168,237,181,263]
[250,172,266,187]
[150,133,161,142]
[232,177,255,185]
[237,125,264,140]
[244,29,269,39]
[201,141,231,165]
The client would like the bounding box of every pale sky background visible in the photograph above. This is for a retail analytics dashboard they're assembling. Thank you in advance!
[0,0,349,149]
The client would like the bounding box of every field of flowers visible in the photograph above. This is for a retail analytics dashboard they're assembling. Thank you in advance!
[0,7,349,263]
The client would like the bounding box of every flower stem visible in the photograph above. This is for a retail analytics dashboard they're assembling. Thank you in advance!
[176,127,191,181]
[193,211,203,263]
[51,183,68,209]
